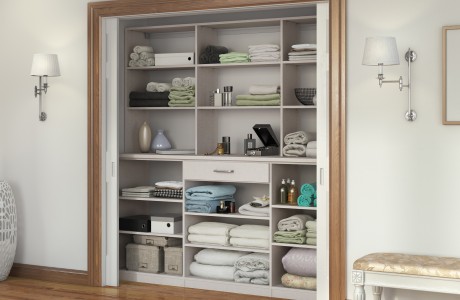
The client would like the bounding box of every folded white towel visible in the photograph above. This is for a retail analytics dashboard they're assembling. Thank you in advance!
[234,269,269,285]
[284,131,315,145]
[249,44,280,52]
[140,52,155,60]
[189,262,234,281]
[235,253,270,271]
[133,45,154,53]
[288,51,317,56]
[289,56,316,61]
[306,148,317,158]
[230,224,269,239]
[130,52,139,61]
[291,44,317,50]
[230,237,269,249]
[188,234,230,246]
[306,141,317,149]
[238,203,270,217]
[283,144,306,157]
[194,249,250,266]
[122,186,155,193]
[172,77,183,87]
[250,57,281,62]
[249,52,280,58]
[188,222,238,236]
[249,85,280,95]
[155,180,182,189]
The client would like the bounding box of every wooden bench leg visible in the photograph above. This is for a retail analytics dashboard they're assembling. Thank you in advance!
[372,286,383,300]
[352,270,366,300]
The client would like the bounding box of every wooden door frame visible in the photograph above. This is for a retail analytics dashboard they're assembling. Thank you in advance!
[87,0,346,297]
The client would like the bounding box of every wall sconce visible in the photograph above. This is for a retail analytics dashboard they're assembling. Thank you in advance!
[30,54,61,121]
[362,37,417,121]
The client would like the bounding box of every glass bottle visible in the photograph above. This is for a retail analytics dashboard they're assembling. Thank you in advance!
[287,180,298,205]
[280,179,288,204]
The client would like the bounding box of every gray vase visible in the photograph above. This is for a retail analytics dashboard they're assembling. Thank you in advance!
[0,181,17,281]
[139,121,152,153]
[151,129,172,152]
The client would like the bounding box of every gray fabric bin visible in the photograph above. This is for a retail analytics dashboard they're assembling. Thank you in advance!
[126,243,164,273]
[133,235,182,247]
[164,247,183,275]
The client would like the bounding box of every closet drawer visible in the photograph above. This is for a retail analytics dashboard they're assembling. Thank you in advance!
[183,161,269,183]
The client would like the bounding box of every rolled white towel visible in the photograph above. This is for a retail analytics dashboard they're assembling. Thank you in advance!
[306,141,317,149]
[156,83,171,92]
[137,59,148,67]
[133,45,154,53]
[249,85,280,95]
[140,52,155,60]
[130,52,139,61]
[283,144,306,157]
[128,59,139,67]
[146,57,155,66]
[146,82,158,92]
[306,148,317,158]
[284,131,316,145]
[183,77,195,88]
[172,77,184,87]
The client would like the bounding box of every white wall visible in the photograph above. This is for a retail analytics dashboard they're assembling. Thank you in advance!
[347,0,460,299]
[0,0,93,271]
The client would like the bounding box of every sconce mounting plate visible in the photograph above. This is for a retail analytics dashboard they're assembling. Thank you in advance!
[405,50,416,63]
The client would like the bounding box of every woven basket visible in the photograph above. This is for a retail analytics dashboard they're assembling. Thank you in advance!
[0,181,17,281]
[294,88,316,105]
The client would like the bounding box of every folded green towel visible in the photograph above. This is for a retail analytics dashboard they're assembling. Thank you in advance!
[306,220,317,232]
[236,99,280,106]
[306,238,316,245]
[306,232,316,238]
[236,93,280,101]
[171,86,195,92]
[220,58,250,63]
[168,94,195,101]
[168,101,195,107]
[219,52,249,58]
[273,230,307,244]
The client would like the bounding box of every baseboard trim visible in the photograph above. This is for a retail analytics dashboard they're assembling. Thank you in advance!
[10,263,89,286]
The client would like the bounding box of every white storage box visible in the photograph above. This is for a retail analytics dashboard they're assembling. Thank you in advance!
[151,214,182,234]
[154,52,194,65]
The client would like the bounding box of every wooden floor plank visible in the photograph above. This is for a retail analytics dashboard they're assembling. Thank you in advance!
[0,277,275,300]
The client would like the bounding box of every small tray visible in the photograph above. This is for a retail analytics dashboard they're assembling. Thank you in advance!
[156,149,195,155]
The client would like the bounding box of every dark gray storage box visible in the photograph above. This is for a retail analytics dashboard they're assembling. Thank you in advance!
[126,243,164,273]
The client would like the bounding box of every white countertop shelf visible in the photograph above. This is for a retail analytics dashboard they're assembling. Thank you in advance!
[184,212,269,220]
[119,196,183,203]
[184,243,269,253]
[119,230,183,238]
[271,204,317,210]
[272,242,317,249]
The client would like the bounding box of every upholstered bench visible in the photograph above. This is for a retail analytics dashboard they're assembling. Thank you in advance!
[352,253,460,299]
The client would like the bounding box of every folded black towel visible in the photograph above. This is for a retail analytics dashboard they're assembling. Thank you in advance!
[199,45,229,64]
[129,99,169,107]
[129,91,170,100]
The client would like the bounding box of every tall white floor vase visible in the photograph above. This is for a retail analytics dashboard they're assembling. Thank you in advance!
[0,181,17,281]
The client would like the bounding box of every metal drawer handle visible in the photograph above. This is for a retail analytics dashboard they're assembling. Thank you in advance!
[213,169,234,174]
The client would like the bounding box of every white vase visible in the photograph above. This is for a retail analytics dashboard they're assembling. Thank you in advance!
[151,129,172,152]
[0,181,17,281]
[139,121,152,153]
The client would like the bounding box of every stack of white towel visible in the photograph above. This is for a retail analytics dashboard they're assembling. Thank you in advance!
[229,224,270,249]
[146,82,171,92]
[129,45,155,67]
[288,44,317,62]
[188,222,237,246]
[248,44,280,62]
[234,253,270,285]
[190,249,250,281]
[282,131,316,157]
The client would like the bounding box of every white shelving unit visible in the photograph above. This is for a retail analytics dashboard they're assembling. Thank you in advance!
[109,2,329,299]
